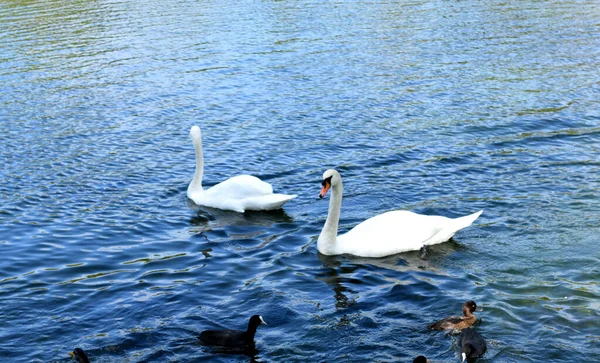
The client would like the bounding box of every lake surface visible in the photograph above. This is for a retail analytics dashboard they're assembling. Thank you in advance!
[1,0,599,362]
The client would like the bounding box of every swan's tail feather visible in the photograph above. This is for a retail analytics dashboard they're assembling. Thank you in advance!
[244,194,297,211]
[452,210,483,231]
[426,210,483,245]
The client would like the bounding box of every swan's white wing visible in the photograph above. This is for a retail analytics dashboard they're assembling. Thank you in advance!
[242,193,297,211]
[204,175,273,199]
[337,210,453,257]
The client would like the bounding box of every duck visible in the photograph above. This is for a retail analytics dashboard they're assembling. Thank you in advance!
[428,300,479,331]
[187,126,296,212]
[317,169,483,257]
[198,314,267,348]
[413,356,428,363]
[458,327,487,362]
[69,348,90,363]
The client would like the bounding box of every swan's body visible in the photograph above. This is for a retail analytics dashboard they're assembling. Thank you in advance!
[187,126,296,213]
[317,169,482,257]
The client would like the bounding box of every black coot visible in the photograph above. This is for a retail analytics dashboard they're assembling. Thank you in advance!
[199,315,267,348]
[458,327,487,362]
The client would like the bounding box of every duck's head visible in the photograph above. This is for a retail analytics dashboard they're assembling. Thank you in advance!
[69,348,90,363]
[249,314,267,328]
[413,356,428,363]
[319,169,341,198]
[463,300,479,316]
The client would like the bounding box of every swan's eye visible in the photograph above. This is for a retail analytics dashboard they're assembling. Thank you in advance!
[321,176,332,186]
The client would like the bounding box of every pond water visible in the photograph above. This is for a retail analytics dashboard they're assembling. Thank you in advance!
[1,0,599,362]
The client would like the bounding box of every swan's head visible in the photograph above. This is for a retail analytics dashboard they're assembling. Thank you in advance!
[190,125,202,140]
[69,348,90,363]
[319,169,341,198]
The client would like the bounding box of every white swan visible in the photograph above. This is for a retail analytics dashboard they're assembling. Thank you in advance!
[187,126,296,212]
[317,169,483,257]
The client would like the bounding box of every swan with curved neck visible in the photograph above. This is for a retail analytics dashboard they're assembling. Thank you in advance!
[317,169,482,257]
[187,126,296,212]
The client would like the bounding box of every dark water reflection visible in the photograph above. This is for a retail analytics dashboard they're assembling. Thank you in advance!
[1,0,600,362]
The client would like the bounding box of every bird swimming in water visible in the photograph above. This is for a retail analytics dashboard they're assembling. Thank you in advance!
[428,300,479,331]
[413,355,428,363]
[187,126,296,212]
[317,169,483,257]
[199,315,267,349]
[69,348,90,363]
[458,327,487,362]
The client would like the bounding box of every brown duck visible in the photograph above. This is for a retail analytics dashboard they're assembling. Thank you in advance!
[428,300,479,330]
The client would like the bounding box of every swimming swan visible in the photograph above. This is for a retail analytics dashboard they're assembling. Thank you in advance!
[317,169,482,257]
[187,126,296,212]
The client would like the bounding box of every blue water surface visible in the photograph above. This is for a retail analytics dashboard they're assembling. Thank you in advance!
[1,0,599,362]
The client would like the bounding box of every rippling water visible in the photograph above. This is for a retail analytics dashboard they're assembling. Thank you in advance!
[1,0,599,362]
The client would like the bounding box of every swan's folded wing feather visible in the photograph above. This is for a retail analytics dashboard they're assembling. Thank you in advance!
[338,211,452,257]
[243,193,297,211]
[206,175,273,199]
[194,175,295,212]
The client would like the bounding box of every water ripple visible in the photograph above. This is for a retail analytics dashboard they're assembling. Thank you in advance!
[2,0,600,362]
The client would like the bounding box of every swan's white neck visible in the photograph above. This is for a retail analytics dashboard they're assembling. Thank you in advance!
[188,134,204,192]
[318,180,342,255]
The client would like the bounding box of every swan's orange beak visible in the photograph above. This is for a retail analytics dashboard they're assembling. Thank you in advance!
[319,181,330,199]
